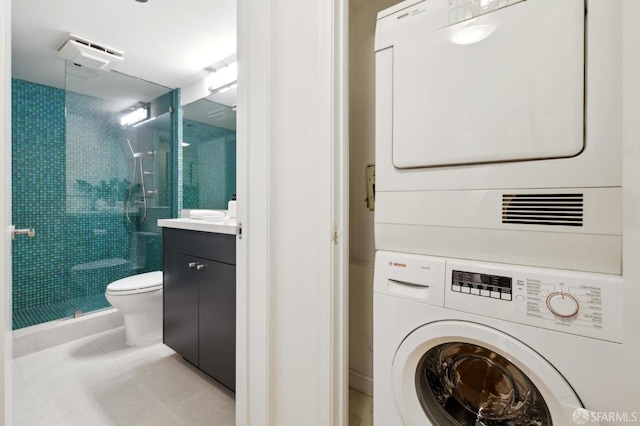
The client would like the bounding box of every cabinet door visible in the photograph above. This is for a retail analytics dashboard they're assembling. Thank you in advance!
[198,261,236,390]
[163,251,200,366]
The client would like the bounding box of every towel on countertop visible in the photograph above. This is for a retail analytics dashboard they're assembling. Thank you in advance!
[189,210,225,220]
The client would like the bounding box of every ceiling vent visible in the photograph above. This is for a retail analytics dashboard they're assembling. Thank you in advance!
[56,33,124,71]
[502,193,584,227]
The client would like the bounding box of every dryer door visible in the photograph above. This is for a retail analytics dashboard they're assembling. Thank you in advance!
[387,0,584,169]
[392,321,592,426]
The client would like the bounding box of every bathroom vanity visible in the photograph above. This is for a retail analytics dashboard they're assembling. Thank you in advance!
[158,218,236,391]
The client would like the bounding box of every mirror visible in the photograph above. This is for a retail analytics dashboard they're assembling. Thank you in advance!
[182,98,237,210]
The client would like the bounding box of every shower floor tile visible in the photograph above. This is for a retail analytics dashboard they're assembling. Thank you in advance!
[13,327,236,426]
[13,293,111,330]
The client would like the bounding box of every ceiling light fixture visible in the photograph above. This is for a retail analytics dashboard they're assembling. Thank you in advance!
[120,103,150,126]
[206,61,238,94]
[132,116,156,128]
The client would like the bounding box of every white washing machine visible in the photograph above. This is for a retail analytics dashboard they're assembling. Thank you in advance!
[373,251,624,425]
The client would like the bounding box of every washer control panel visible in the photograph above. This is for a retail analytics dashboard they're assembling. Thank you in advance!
[451,270,512,301]
[447,0,524,26]
[445,259,622,342]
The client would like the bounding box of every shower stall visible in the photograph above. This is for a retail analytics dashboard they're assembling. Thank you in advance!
[11,62,181,329]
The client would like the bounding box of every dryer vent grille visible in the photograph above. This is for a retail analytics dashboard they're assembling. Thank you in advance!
[502,193,583,227]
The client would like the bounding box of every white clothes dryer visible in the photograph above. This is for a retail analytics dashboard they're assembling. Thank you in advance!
[373,251,625,426]
[374,0,623,275]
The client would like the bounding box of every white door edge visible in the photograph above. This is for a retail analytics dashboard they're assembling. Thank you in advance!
[236,0,272,423]
[0,0,12,424]
[238,0,349,423]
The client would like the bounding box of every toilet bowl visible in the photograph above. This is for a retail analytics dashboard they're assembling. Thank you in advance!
[106,271,163,346]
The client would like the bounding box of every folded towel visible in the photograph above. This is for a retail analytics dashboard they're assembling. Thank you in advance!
[189,210,225,220]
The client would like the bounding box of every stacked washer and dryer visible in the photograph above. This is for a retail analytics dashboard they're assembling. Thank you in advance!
[373,0,624,425]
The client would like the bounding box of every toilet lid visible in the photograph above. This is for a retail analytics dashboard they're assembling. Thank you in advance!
[107,271,163,293]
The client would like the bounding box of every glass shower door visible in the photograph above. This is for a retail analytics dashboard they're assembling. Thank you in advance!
[10,61,179,329]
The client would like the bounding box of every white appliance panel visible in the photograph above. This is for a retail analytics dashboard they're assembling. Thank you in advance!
[393,0,584,168]
[444,258,623,342]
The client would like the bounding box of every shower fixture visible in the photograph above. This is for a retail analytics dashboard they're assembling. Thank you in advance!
[125,137,149,224]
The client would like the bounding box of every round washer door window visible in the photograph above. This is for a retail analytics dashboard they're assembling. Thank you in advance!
[392,321,583,426]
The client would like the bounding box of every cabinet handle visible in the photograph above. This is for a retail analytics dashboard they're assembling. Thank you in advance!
[188,262,197,268]
[196,264,207,270]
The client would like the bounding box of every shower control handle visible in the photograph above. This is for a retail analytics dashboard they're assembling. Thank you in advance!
[188,262,197,268]
[11,226,35,240]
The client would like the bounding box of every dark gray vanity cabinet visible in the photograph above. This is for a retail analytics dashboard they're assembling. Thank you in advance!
[162,228,236,391]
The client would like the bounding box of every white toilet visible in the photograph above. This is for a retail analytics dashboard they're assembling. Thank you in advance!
[105,271,163,346]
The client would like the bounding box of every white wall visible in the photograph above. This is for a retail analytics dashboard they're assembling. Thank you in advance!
[0,0,11,423]
[622,0,640,414]
[348,0,398,396]
[238,0,347,424]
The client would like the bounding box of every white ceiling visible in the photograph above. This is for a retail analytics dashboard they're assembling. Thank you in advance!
[12,0,236,103]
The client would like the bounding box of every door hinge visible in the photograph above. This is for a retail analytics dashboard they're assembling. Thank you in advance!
[237,222,243,239]
[332,225,339,245]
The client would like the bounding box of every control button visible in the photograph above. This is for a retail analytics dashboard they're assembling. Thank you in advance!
[452,284,462,292]
[516,295,525,302]
[546,291,579,318]
[471,288,480,295]
[462,286,471,294]
[480,289,491,297]
[490,291,501,299]
[501,293,512,301]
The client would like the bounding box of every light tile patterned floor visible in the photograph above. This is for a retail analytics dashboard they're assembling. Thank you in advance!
[14,326,372,425]
[349,387,373,426]
[13,327,235,426]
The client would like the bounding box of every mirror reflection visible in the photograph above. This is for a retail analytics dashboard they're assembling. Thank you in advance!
[181,98,237,210]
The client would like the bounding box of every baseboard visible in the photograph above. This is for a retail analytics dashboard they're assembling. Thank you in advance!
[349,368,373,397]
[12,308,124,358]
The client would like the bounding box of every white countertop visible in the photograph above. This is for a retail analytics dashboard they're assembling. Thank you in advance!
[157,218,237,235]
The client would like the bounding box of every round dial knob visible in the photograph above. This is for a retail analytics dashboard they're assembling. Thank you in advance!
[545,291,579,318]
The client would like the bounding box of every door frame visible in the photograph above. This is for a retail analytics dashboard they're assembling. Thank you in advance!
[1,0,12,423]
[236,0,348,424]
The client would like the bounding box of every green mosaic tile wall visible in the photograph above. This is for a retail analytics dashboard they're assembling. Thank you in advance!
[12,79,67,324]
[12,79,176,329]
[182,119,236,210]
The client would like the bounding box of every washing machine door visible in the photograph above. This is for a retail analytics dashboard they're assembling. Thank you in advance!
[392,321,591,426]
